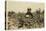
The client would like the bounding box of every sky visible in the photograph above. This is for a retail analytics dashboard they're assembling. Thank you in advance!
[6,1,44,13]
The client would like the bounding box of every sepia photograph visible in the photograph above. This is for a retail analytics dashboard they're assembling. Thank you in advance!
[5,1,44,30]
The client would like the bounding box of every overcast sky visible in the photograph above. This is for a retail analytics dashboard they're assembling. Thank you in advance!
[6,1,44,13]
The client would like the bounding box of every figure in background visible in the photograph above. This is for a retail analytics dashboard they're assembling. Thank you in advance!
[25,8,33,18]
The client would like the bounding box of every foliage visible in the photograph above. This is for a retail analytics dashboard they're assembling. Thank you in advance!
[8,10,44,29]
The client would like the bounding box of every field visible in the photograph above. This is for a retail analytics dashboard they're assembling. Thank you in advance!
[6,10,44,30]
